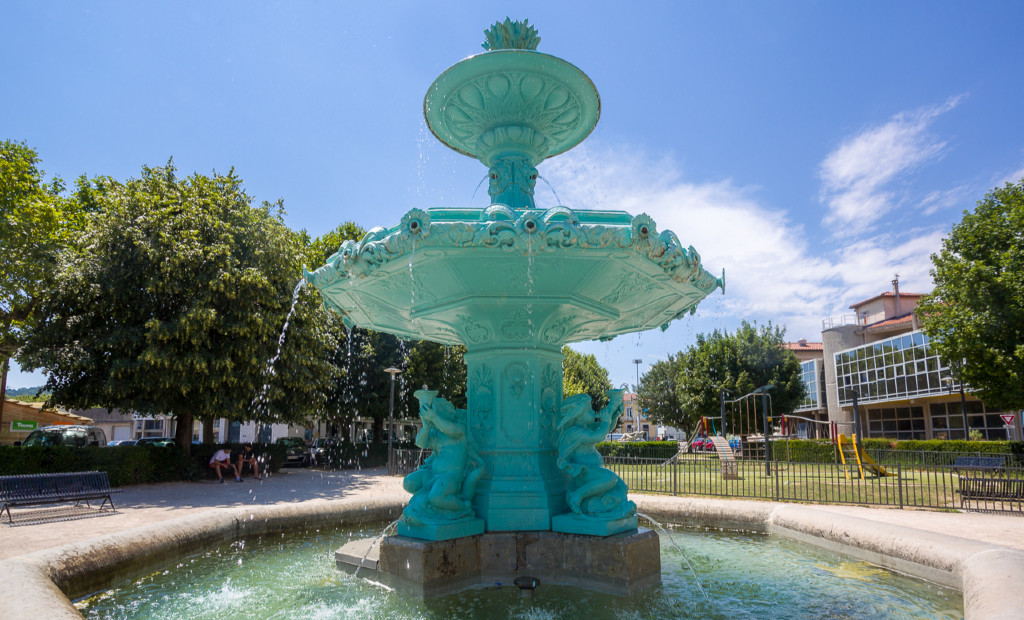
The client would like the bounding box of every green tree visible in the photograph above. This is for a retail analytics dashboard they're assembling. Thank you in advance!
[637,355,685,429]
[674,321,803,434]
[562,345,612,410]
[404,341,467,410]
[0,141,83,425]
[918,179,1024,411]
[18,162,327,452]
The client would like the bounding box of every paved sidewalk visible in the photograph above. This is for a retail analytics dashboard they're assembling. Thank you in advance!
[1,467,1021,560]
[0,466,409,560]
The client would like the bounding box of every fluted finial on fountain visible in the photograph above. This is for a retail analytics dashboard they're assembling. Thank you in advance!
[424,18,600,211]
[482,18,541,51]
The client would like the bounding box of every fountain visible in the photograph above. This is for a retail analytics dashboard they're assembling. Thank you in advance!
[304,18,723,597]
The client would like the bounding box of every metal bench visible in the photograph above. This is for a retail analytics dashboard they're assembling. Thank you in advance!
[958,477,1024,508]
[953,456,1005,474]
[0,471,121,525]
[953,457,1021,511]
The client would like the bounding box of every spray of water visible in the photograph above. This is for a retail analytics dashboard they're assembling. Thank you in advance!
[352,518,402,579]
[251,279,307,418]
[537,175,562,206]
[636,511,709,600]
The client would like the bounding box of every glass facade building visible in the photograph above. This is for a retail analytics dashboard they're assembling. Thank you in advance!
[795,359,822,412]
[834,330,956,406]
[830,329,1009,440]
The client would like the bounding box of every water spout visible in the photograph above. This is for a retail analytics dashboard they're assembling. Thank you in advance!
[636,512,708,600]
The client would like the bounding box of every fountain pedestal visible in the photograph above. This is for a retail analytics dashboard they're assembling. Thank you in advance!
[337,529,661,599]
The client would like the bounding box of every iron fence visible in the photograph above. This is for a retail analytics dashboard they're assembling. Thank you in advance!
[391,449,430,476]
[393,447,1023,514]
[605,449,1022,514]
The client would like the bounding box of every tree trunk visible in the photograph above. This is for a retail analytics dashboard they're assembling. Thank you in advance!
[175,410,193,456]
[202,415,215,444]
[0,355,8,431]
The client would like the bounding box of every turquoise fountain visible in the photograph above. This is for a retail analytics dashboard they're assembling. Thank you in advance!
[307,19,723,595]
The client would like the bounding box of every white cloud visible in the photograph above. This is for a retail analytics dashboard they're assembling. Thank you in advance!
[818,96,963,235]
[997,161,1024,187]
[918,186,970,216]
[544,144,940,343]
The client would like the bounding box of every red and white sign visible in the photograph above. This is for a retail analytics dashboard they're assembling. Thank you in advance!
[1000,414,1016,425]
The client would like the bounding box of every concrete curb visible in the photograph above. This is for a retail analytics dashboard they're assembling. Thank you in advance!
[634,495,1024,619]
[0,495,406,620]
[2,493,1019,619]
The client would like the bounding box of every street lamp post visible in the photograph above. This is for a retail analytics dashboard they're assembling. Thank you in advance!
[943,362,969,439]
[384,367,402,475]
[754,385,774,476]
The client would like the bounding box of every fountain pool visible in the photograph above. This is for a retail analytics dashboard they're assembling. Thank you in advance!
[74,521,962,619]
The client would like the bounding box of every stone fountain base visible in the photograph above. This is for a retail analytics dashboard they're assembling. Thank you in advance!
[336,529,661,599]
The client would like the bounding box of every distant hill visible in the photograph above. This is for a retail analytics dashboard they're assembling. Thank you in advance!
[5,386,47,398]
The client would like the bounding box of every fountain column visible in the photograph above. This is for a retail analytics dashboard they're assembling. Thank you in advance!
[464,345,566,531]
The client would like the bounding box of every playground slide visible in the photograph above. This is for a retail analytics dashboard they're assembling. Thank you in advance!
[838,434,895,478]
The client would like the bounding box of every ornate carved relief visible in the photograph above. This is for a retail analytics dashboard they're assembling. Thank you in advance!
[500,310,533,341]
[457,315,491,344]
[468,364,494,441]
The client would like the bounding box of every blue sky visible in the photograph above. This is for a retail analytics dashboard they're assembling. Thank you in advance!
[5,2,1024,390]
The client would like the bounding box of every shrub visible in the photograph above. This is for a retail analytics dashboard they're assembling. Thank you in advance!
[597,441,679,459]
[317,441,391,470]
[0,442,287,485]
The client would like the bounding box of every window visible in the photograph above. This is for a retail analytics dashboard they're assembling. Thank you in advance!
[835,331,962,406]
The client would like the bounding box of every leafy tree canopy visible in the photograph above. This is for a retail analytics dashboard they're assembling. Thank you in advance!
[18,162,330,450]
[673,321,804,434]
[562,345,612,410]
[0,140,84,411]
[637,355,685,429]
[918,179,1024,411]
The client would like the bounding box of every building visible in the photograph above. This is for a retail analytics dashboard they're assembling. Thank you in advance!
[609,392,651,439]
[795,278,1022,441]
[784,339,828,439]
[0,399,93,445]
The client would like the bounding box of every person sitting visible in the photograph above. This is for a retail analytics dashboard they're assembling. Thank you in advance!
[209,448,240,483]
[237,443,261,480]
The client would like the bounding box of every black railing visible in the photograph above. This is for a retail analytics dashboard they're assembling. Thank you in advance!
[394,446,1023,514]
[390,449,431,476]
[605,449,1022,514]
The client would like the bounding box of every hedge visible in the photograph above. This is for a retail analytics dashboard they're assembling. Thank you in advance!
[597,441,679,459]
[317,441,398,470]
[0,442,287,486]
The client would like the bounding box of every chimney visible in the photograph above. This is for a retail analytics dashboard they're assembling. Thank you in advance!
[892,274,901,315]
[798,338,807,346]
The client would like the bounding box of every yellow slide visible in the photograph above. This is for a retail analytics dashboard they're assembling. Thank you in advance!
[838,434,895,479]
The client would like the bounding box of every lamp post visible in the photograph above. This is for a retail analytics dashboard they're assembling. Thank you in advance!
[943,362,969,439]
[384,367,402,475]
[754,385,774,476]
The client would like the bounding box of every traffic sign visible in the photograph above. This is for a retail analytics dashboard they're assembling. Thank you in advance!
[1000,414,1016,425]
[11,420,37,431]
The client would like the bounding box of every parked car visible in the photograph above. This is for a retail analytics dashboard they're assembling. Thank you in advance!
[136,437,176,448]
[107,439,137,447]
[309,437,338,467]
[16,425,107,447]
[276,437,311,467]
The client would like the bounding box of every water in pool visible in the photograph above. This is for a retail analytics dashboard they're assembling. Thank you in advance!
[76,522,962,619]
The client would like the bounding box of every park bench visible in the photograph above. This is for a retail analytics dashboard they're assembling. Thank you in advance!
[0,471,121,525]
[952,456,1005,475]
[952,457,1022,510]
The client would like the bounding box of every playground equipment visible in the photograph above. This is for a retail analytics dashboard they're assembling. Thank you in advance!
[837,434,894,479]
